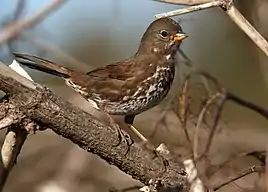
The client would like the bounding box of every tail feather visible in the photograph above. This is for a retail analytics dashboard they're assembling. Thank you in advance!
[13,53,71,78]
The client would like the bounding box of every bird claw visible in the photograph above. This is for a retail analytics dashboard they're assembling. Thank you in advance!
[153,151,169,172]
[106,114,134,152]
[142,142,169,172]
[113,126,134,155]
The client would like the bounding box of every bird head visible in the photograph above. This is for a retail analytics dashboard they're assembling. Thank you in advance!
[138,17,188,55]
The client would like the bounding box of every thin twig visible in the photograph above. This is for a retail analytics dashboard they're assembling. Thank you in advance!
[247,150,266,166]
[178,50,213,94]
[223,4,268,57]
[185,71,222,92]
[226,92,268,119]
[12,0,26,21]
[202,92,226,158]
[150,109,170,138]
[178,48,192,67]
[155,0,224,18]
[179,71,268,159]
[214,165,264,191]
[154,0,213,6]
[0,0,66,44]
[177,71,223,156]
[206,151,263,178]
[155,0,268,58]
[193,93,221,159]
[178,77,193,147]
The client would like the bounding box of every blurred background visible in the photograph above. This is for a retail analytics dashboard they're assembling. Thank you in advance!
[1,0,268,191]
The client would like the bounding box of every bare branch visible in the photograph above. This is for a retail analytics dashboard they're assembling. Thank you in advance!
[193,93,222,159]
[214,166,264,191]
[155,0,224,18]
[155,0,268,59]
[204,94,225,153]
[178,77,193,148]
[0,0,66,44]
[224,4,268,58]
[226,92,268,120]
[153,0,213,6]
[12,0,26,21]
[0,126,27,191]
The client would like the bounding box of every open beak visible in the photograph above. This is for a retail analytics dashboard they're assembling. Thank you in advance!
[171,32,188,42]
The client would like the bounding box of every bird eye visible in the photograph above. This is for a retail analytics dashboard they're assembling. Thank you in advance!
[160,30,169,38]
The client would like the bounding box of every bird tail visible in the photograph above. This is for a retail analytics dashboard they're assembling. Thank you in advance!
[13,53,71,78]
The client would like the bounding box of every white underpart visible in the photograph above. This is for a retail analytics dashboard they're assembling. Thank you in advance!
[133,87,143,97]
[65,79,88,96]
[87,98,100,110]
[166,54,171,60]
[65,79,100,109]
[145,66,170,98]
[9,60,33,81]
[147,83,157,93]
[75,87,88,95]
[153,48,159,53]
[132,66,170,100]
[122,95,129,101]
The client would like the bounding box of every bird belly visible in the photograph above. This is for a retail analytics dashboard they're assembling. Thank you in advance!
[98,65,175,115]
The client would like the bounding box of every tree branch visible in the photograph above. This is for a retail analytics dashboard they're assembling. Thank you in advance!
[0,61,188,191]
[0,0,66,44]
[155,0,224,18]
[155,0,268,58]
[153,0,213,6]
[0,126,27,191]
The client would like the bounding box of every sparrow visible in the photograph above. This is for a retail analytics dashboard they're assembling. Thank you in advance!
[14,17,187,149]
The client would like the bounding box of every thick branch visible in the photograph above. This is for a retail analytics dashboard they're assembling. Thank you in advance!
[0,62,188,191]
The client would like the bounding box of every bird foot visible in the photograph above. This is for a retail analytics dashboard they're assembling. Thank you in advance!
[114,126,134,155]
[141,141,169,172]
[105,114,134,154]
[128,124,169,172]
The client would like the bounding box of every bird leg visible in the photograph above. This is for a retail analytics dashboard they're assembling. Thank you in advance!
[105,114,134,154]
[124,115,169,171]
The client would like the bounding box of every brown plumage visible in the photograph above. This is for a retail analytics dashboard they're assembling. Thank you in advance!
[14,17,187,125]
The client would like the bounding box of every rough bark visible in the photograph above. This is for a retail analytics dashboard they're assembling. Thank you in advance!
[0,63,188,192]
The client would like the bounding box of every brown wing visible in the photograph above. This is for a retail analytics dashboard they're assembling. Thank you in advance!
[86,59,135,80]
[70,56,157,102]
[69,58,137,102]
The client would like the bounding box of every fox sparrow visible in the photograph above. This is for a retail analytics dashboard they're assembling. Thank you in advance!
[14,17,187,153]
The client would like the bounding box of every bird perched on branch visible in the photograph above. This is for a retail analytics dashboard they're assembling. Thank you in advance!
[14,17,187,154]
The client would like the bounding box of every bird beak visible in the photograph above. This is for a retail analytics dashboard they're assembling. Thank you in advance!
[171,32,188,42]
